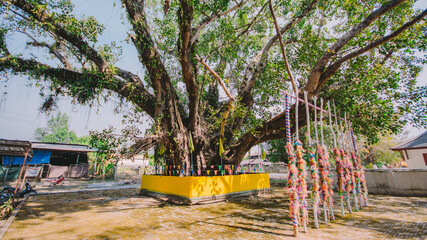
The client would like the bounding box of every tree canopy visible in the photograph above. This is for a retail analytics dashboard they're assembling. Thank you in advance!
[1,0,426,171]
[34,112,77,143]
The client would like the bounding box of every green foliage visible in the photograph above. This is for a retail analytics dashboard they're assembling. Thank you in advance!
[1,0,426,161]
[34,112,78,144]
[359,133,403,168]
[266,139,289,163]
[87,127,124,178]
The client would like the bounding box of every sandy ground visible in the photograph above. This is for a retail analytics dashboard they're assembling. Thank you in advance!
[4,167,142,194]
[2,186,426,239]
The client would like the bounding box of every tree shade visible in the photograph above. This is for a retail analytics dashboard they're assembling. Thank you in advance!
[0,0,426,171]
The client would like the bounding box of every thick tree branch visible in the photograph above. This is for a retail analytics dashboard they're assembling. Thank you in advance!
[306,0,407,94]
[124,0,180,118]
[190,0,245,45]
[229,103,307,164]
[314,8,427,93]
[126,134,166,158]
[10,0,108,72]
[178,0,200,132]
[0,56,156,117]
[239,0,318,106]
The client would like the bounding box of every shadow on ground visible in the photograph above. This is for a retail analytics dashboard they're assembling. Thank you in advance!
[3,187,426,239]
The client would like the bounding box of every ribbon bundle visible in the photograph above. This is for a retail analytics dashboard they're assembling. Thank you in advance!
[295,140,309,231]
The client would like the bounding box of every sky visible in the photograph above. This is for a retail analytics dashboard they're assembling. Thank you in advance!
[0,0,426,142]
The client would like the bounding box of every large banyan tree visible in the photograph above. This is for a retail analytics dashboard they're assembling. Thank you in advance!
[0,0,426,171]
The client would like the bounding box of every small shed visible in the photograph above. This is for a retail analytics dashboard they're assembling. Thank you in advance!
[0,140,33,188]
[391,131,427,169]
[0,139,96,180]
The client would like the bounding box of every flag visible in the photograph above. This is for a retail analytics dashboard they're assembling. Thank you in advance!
[219,138,224,156]
[189,133,195,152]
[261,146,266,160]
[159,144,166,155]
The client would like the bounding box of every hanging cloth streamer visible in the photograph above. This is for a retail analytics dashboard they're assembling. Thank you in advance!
[334,104,353,215]
[320,99,335,221]
[328,101,345,217]
[349,125,369,207]
[306,93,320,229]
[295,140,308,233]
[345,114,359,211]
[284,92,299,233]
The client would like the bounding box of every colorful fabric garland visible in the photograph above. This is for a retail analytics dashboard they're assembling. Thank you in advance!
[286,142,299,228]
[334,148,345,202]
[317,145,333,207]
[308,145,320,217]
[295,140,308,227]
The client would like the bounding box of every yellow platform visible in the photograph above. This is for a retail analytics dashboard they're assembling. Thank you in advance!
[140,174,270,204]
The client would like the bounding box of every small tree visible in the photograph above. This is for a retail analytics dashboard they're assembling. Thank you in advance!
[34,112,77,144]
[266,139,288,164]
[360,134,403,168]
[88,127,129,178]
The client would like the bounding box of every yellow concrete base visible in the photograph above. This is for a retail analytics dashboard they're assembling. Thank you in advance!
[140,173,270,204]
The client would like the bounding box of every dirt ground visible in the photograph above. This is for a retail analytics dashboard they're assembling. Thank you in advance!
[12,167,142,194]
[3,186,426,240]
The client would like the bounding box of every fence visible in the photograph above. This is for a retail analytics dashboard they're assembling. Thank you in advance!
[304,168,427,197]
[47,164,89,178]
[363,169,427,196]
[264,164,288,173]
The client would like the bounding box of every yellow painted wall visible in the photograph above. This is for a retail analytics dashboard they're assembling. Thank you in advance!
[141,174,270,199]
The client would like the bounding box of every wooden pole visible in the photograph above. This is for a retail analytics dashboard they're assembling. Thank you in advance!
[329,101,344,217]
[13,147,31,202]
[345,114,359,211]
[305,92,318,229]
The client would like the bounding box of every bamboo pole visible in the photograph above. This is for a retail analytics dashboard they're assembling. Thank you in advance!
[336,105,352,215]
[319,99,329,224]
[345,114,359,211]
[329,101,345,217]
[305,92,318,229]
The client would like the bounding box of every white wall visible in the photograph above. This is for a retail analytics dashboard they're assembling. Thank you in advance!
[364,169,427,196]
[406,149,427,169]
[306,169,427,196]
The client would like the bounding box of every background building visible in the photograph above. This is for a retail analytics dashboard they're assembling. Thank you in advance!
[391,131,427,169]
